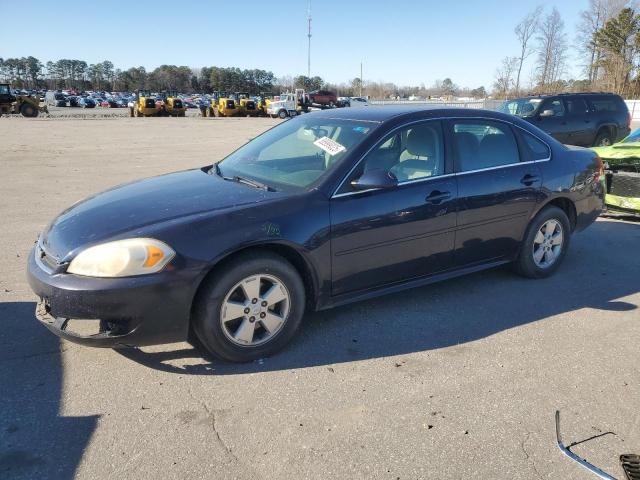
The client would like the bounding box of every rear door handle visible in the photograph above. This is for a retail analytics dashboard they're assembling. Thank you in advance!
[425,190,451,204]
[520,174,540,186]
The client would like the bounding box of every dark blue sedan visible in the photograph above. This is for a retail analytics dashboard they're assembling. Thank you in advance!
[27,107,604,362]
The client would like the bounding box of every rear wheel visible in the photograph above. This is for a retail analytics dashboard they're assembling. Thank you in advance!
[515,206,571,278]
[20,103,38,118]
[594,129,613,147]
[193,253,305,362]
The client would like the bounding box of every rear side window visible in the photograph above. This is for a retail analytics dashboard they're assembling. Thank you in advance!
[453,121,520,172]
[519,130,551,161]
[566,98,588,115]
[590,97,619,112]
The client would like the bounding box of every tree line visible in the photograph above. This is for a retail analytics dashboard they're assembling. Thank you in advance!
[494,0,640,98]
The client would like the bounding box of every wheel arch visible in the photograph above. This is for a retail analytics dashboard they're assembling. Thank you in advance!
[534,197,577,232]
[190,242,320,322]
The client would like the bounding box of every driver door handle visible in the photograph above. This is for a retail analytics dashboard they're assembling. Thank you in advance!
[425,190,451,204]
[520,174,540,186]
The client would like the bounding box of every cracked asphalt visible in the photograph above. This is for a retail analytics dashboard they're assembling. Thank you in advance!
[1,115,639,480]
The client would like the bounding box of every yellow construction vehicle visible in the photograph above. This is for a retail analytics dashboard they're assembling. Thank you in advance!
[255,93,273,116]
[163,90,186,117]
[210,91,241,117]
[130,89,160,117]
[237,92,259,117]
[0,84,48,117]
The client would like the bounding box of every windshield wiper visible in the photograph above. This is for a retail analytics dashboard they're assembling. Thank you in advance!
[211,164,275,191]
[230,175,274,191]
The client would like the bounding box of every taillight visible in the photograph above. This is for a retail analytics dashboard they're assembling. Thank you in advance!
[593,155,604,183]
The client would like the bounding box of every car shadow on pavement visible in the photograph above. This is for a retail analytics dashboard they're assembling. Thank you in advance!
[0,301,98,480]
[121,218,636,376]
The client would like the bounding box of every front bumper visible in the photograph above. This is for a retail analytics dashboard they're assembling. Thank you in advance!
[27,247,192,348]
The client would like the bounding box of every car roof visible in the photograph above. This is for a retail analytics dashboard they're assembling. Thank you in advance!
[306,106,518,123]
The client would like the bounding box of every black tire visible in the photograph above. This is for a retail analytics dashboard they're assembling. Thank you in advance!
[593,128,613,147]
[20,103,38,118]
[129,107,134,117]
[278,109,288,119]
[192,252,306,362]
[515,206,571,279]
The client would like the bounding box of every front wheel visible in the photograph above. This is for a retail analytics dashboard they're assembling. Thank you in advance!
[20,103,38,117]
[515,206,571,279]
[192,253,306,362]
[278,109,288,119]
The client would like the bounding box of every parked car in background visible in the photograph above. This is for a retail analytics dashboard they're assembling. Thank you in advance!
[308,89,337,107]
[592,128,640,214]
[348,97,369,108]
[116,98,128,108]
[78,97,96,108]
[500,93,630,147]
[68,96,80,107]
[27,107,603,362]
[45,91,68,107]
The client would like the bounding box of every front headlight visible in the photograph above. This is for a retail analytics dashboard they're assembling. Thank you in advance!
[67,238,175,277]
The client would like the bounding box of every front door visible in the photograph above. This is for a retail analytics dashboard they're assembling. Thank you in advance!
[330,120,457,295]
[450,119,543,266]
[535,98,572,144]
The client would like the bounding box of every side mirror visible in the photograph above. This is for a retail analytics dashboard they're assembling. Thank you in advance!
[539,109,555,118]
[351,169,398,190]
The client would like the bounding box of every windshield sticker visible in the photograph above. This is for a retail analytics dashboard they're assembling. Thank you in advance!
[314,136,346,156]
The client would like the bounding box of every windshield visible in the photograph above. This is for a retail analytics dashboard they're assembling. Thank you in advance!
[499,98,543,117]
[217,117,377,190]
[622,129,640,143]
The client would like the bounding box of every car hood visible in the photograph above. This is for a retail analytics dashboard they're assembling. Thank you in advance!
[592,144,640,160]
[40,168,282,261]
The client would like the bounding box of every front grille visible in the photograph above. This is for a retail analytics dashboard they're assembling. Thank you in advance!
[173,100,183,108]
[145,99,156,108]
[245,101,256,110]
[621,454,640,480]
[609,172,640,198]
[226,100,235,109]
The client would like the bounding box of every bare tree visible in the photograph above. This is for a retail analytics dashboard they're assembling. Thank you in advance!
[493,56,519,98]
[514,6,542,95]
[577,0,633,84]
[535,8,568,91]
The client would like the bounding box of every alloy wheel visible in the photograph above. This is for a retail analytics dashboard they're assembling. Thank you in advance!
[219,274,290,347]
[532,219,564,268]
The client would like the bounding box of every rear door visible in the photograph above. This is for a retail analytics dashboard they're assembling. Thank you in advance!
[450,119,544,266]
[564,97,592,146]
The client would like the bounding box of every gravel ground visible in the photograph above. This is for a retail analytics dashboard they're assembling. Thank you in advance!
[1,115,639,480]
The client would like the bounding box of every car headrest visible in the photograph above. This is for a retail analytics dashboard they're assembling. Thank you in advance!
[406,126,437,157]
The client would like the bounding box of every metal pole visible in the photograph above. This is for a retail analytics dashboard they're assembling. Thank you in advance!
[307,1,312,78]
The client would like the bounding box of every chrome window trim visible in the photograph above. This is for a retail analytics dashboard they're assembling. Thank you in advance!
[330,116,552,199]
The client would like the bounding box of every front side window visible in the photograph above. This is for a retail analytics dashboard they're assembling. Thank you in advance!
[453,121,520,172]
[542,99,565,117]
[217,117,376,190]
[341,121,445,192]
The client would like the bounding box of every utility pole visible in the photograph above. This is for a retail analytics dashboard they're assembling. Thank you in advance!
[307,0,312,78]
[360,62,363,97]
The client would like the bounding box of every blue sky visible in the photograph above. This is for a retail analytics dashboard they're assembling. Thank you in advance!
[0,0,589,89]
